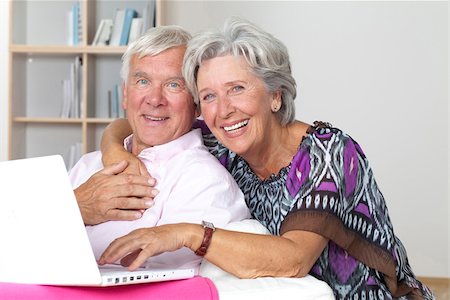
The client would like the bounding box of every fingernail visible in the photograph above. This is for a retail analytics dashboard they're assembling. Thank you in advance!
[151,189,159,196]
[145,200,154,208]
[148,178,156,185]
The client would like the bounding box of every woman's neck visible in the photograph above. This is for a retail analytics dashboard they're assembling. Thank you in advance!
[242,120,309,180]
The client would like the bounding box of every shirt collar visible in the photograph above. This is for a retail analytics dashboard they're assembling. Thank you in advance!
[123,128,203,163]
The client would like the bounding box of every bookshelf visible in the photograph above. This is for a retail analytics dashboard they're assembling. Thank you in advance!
[8,0,164,168]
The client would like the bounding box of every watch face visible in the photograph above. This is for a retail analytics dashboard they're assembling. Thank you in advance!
[202,221,215,230]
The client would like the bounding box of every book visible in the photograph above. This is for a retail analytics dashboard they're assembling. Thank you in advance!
[61,56,81,118]
[66,142,82,170]
[60,79,71,118]
[108,90,112,118]
[111,83,119,118]
[66,56,82,118]
[92,19,113,46]
[117,84,125,118]
[92,20,103,45]
[108,84,125,118]
[72,2,82,45]
[120,9,138,46]
[128,18,143,44]
[67,10,73,45]
[142,0,156,35]
[110,9,125,46]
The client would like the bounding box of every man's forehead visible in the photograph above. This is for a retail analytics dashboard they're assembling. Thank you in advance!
[135,45,186,60]
[131,54,182,71]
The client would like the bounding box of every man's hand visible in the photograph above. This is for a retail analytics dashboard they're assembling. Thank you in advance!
[74,161,158,225]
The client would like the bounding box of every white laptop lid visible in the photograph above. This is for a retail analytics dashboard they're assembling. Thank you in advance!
[0,155,194,286]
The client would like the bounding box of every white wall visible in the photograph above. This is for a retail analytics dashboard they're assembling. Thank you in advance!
[0,1,9,162]
[164,1,449,277]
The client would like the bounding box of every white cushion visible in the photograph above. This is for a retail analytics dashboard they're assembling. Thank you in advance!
[199,219,335,300]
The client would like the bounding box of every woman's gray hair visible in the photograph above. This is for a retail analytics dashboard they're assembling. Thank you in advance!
[183,17,297,125]
[121,25,192,82]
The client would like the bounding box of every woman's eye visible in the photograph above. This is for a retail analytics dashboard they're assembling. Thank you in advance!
[201,93,215,102]
[231,85,244,93]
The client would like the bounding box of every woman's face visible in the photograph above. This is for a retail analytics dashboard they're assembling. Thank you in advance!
[196,55,281,157]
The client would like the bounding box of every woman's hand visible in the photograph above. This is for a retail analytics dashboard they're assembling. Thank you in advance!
[98,223,196,270]
[106,145,149,177]
[74,160,157,225]
[101,119,148,177]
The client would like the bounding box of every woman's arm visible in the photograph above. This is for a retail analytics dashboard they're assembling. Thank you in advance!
[101,118,146,175]
[99,223,328,279]
[206,228,328,278]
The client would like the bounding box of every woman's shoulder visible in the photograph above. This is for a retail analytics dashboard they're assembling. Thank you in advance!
[304,121,357,143]
[306,121,345,138]
[193,119,234,165]
[300,121,366,158]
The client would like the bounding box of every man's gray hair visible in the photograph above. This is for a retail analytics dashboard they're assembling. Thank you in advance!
[121,25,192,82]
[183,17,297,125]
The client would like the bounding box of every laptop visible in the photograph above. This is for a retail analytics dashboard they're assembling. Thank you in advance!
[0,155,195,286]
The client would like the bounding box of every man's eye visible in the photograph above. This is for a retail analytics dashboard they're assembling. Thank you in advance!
[167,82,180,89]
[166,81,185,92]
[137,79,148,85]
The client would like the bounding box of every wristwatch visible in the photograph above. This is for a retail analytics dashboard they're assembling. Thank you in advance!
[194,221,215,256]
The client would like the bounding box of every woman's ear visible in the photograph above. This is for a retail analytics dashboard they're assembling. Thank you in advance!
[271,90,282,112]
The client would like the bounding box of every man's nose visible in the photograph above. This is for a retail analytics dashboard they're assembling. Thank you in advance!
[145,86,167,106]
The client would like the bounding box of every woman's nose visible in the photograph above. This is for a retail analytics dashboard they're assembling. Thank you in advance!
[217,96,235,118]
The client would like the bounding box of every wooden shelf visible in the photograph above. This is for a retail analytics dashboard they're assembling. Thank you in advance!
[10,44,127,55]
[13,117,83,124]
[13,117,116,125]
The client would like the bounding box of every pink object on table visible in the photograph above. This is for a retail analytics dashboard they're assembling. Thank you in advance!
[0,276,218,300]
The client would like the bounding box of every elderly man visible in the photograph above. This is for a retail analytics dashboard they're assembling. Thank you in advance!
[69,25,249,270]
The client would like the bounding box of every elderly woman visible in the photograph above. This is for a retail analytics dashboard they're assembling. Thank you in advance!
[98,18,433,299]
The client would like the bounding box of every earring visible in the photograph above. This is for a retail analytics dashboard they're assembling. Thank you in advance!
[272,103,280,112]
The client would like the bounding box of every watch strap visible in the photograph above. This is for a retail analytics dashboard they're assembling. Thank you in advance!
[195,221,215,256]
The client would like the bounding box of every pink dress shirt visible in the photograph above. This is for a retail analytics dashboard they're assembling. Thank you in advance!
[69,129,250,271]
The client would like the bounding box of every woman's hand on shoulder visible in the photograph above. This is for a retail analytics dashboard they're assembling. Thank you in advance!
[104,145,150,177]
[74,160,157,225]
[101,118,149,176]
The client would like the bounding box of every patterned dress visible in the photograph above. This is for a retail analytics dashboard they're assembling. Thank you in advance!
[195,120,434,300]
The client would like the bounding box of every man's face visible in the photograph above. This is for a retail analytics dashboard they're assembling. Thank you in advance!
[123,46,197,155]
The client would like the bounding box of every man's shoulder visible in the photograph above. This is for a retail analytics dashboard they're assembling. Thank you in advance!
[180,145,224,168]
[72,151,103,169]
[68,151,103,187]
